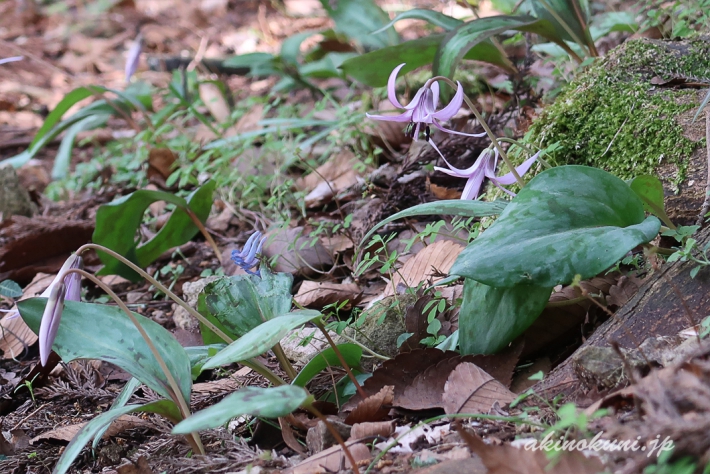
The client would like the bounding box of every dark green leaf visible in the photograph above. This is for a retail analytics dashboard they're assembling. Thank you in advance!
[434,15,566,79]
[172,385,310,434]
[629,175,671,226]
[54,401,181,474]
[281,30,322,65]
[341,34,512,87]
[94,181,215,281]
[292,344,363,387]
[459,279,552,355]
[201,270,294,342]
[92,377,142,448]
[531,0,591,47]
[374,9,463,33]
[185,344,226,379]
[0,279,22,298]
[318,0,399,50]
[361,200,507,248]
[450,166,661,288]
[18,299,192,403]
[202,310,322,370]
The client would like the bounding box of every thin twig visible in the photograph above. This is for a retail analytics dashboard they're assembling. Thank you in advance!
[315,322,367,400]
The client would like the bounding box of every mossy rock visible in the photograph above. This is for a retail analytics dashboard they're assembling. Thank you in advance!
[522,36,709,223]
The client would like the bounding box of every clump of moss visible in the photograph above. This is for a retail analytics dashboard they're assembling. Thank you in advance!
[520,37,709,188]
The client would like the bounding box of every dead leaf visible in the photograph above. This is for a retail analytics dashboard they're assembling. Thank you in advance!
[414,457,487,474]
[147,147,176,184]
[296,149,365,208]
[350,420,395,439]
[428,180,463,200]
[442,363,516,415]
[116,456,155,474]
[280,416,306,454]
[31,415,152,444]
[0,272,56,359]
[229,102,264,135]
[294,281,361,309]
[263,226,333,276]
[192,376,242,395]
[344,385,394,425]
[345,347,521,412]
[383,240,463,297]
[198,82,230,123]
[284,441,371,474]
[461,432,605,474]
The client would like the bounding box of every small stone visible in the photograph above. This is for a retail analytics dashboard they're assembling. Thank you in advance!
[0,163,36,219]
[306,418,352,454]
[172,276,221,330]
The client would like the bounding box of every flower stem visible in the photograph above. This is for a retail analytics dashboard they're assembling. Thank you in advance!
[315,321,367,400]
[75,243,286,386]
[64,268,205,455]
[427,76,525,188]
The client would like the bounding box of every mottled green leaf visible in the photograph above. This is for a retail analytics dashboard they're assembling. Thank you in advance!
[172,385,310,434]
[459,279,552,355]
[292,344,362,387]
[451,166,661,287]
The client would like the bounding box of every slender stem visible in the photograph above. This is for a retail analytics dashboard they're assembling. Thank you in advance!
[75,244,286,386]
[646,245,676,256]
[427,76,525,187]
[315,322,367,400]
[64,268,205,455]
[305,402,360,474]
[330,332,390,360]
[272,342,297,381]
[185,208,223,264]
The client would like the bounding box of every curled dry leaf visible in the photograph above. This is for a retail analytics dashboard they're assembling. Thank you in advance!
[279,416,307,454]
[350,420,395,439]
[461,432,605,474]
[383,240,463,297]
[147,147,176,185]
[296,150,365,208]
[30,415,153,444]
[283,441,371,474]
[294,281,361,309]
[443,362,516,415]
[345,346,522,412]
[344,385,394,425]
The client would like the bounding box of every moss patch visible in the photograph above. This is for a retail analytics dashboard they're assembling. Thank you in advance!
[520,36,710,188]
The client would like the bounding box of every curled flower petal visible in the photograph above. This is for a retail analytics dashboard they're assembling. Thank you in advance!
[386,63,407,109]
[432,119,487,138]
[492,152,540,186]
[431,81,464,121]
[0,56,23,65]
[365,110,413,123]
[125,33,143,83]
[231,231,265,276]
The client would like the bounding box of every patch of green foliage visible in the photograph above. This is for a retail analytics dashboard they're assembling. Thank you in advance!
[519,38,710,188]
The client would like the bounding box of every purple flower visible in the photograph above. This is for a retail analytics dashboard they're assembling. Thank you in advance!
[366,63,486,158]
[125,33,143,83]
[38,254,83,366]
[232,231,266,276]
[0,56,23,65]
[435,149,539,200]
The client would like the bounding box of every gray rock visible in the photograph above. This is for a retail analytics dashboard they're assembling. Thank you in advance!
[172,276,222,330]
[0,164,36,219]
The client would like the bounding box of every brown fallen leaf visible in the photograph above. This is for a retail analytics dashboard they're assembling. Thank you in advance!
[344,385,394,425]
[198,82,230,123]
[192,376,242,395]
[459,431,605,474]
[443,363,516,415]
[413,457,487,474]
[294,281,361,309]
[296,149,367,208]
[229,102,264,134]
[383,240,463,297]
[0,272,56,359]
[350,420,395,439]
[280,416,307,454]
[116,456,156,474]
[147,147,176,185]
[30,415,152,444]
[345,347,522,412]
[283,441,371,474]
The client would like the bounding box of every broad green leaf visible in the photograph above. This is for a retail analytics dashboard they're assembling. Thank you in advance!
[531,0,592,48]
[292,344,363,387]
[341,34,512,87]
[459,279,552,355]
[172,385,310,434]
[202,310,322,370]
[589,11,636,39]
[281,30,322,65]
[92,377,142,448]
[54,400,181,474]
[18,299,192,403]
[94,181,215,281]
[450,166,662,288]
[0,279,22,298]
[201,270,294,342]
[629,175,672,226]
[360,200,507,248]
[185,344,226,379]
[374,9,463,33]
[52,114,108,179]
[434,15,566,79]
[318,0,399,50]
